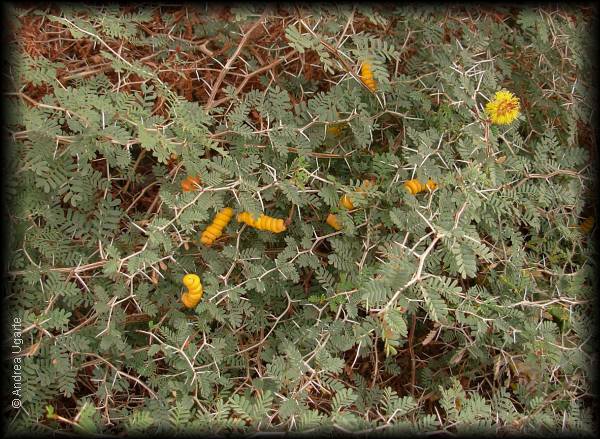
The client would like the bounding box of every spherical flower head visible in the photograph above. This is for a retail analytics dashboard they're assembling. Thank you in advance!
[485,90,520,125]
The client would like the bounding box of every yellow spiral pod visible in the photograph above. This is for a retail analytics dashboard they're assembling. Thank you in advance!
[404,179,437,195]
[181,293,194,308]
[580,216,594,234]
[339,180,372,210]
[270,217,286,233]
[403,179,424,195]
[237,212,287,233]
[328,180,375,230]
[360,62,377,92]
[327,125,342,136]
[181,274,203,309]
[254,215,269,231]
[200,207,234,246]
[255,215,286,233]
[425,179,438,191]
[363,78,377,92]
[359,179,374,193]
[340,195,354,210]
[254,215,268,230]
[237,211,256,227]
[361,63,372,77]
[326,213,342,231]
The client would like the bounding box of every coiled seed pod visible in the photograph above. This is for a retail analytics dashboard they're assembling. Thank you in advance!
[327,111,344,137]
[237,212,286,233]
[326,180,375,230]
[360,61,377,92]
[339,180,374,210]
[181,175,201,192]
[256,215,286,233]
[340,195,354,210]
[181,274,203,308]
[236,211,255,226]
[326,213,342,231]
[580,216,594,234]
[200,207,234,245]
[404,178,437,195]
[327,125,342,136]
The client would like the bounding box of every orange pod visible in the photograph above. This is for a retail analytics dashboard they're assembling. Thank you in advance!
[340,195,354,210]
[326,213,342,231]
[181,175,201,192]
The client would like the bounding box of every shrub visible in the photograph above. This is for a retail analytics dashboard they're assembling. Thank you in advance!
[3,4,596,435]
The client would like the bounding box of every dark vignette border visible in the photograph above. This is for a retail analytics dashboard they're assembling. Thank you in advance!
[0,3,597,438]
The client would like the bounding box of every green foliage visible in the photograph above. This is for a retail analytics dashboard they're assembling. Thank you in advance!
[4,4,595,436]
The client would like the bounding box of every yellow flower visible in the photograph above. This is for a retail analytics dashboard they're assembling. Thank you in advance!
[485,90,520,125]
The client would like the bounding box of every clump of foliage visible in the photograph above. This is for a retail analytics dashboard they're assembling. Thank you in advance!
[3,4,596,435]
